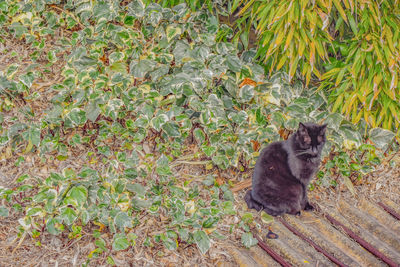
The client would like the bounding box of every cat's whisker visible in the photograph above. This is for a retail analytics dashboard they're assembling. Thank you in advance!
[295,151,309,156]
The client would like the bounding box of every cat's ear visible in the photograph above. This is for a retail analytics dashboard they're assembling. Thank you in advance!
[320,124,328,135]
[298,122,307,133]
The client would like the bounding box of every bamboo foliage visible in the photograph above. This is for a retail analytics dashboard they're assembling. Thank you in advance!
[233,0,400,131]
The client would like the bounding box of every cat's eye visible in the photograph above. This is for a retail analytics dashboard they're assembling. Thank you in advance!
[317,135,324,142]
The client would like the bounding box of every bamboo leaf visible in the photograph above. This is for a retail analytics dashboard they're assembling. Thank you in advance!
[333,0,348,23]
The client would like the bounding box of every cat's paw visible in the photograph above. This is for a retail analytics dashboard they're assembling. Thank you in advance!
[245,190,263,211]
[304,202,314,211]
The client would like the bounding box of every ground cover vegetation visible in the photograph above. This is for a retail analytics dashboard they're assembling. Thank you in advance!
[0,0,398,264]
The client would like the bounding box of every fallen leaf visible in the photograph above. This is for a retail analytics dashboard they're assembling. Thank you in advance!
[239,78,257,88]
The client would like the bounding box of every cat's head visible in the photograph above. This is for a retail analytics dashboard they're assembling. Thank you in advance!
[294,122,327,158]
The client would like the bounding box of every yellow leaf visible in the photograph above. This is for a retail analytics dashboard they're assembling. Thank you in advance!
[185,200,196,215]
[276,55,287,71]
[335,67,347,86]
[275,30,286,46]
[237,0,256,16]
[322,67,340,79]
[240,78,257,88]
[343,175,356,196]
[372,41,383,63]
[305,66,312,86]
[315,40,326,59]
[284,27,295,50]
[0,145,12,160]
[93,221,106,232]
[24,140,33,154]
[262,93,281,106]
[204,228,216,234]
[298,40,306,58]
[312,67,322,79]
[333,0,348,23]
[353,108,363,124]
[364,109,369,125]
[289,58,299,79]
[389,103,399,122]
[345,94,357,116]
[206,162,213,170]
[309,41,315,68]
[332,93,343,113]
[342,0,350,9]
[385,27,396,53]
[271,3,289,24]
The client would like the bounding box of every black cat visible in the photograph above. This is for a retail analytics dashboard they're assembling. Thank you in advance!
[245,122,327,216]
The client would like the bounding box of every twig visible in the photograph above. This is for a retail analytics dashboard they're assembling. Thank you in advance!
[170,160,212,168]
[44,235,84,257]
[385,150,399,164]
[383,137,396,155]
[231,179,251,192]
[174,153,200,161]
[180,173,209,179]
[12,232,26,254]
[49,5,84,29]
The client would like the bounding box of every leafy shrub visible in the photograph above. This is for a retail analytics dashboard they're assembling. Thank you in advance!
[232,0,400,132]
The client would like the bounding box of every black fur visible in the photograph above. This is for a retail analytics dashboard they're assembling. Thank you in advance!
[245,122,327,216]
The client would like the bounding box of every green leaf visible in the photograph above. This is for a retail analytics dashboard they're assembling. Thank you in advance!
[19,72,35,88]
[166,25,182,42]
[74,56,98,70]
[16,174,30,183]
[126,183,146,196]
[202,217,219,228]
[162,121,181,137]
[68,185,88,207]
[110,62,128,73]
[228,111,248,125]
[241,232,258,248]
[46,218,63,235]
[193,230,211,254]
[68,108,87,126]
[27,207,43,216]
[107,256,115,265]
[130,59,156,78]
[61,207,77,225]
[368,128,395,150]
[241,212,253,223]
[239,85,255,102]
[324,113,343,131]
[222,201,236,215]
[151,114,169,131]
[112,233,129,251]
[225,55,242,72]
[86,101,101,122]
[114,212,133,230]
[124,15,135,26]
[47,50,57,63]
[194,128,205,144]
[0,206,9,217]
[260,211,274,224]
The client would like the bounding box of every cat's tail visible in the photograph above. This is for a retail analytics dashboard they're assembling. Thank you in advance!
[244,190,263,211]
